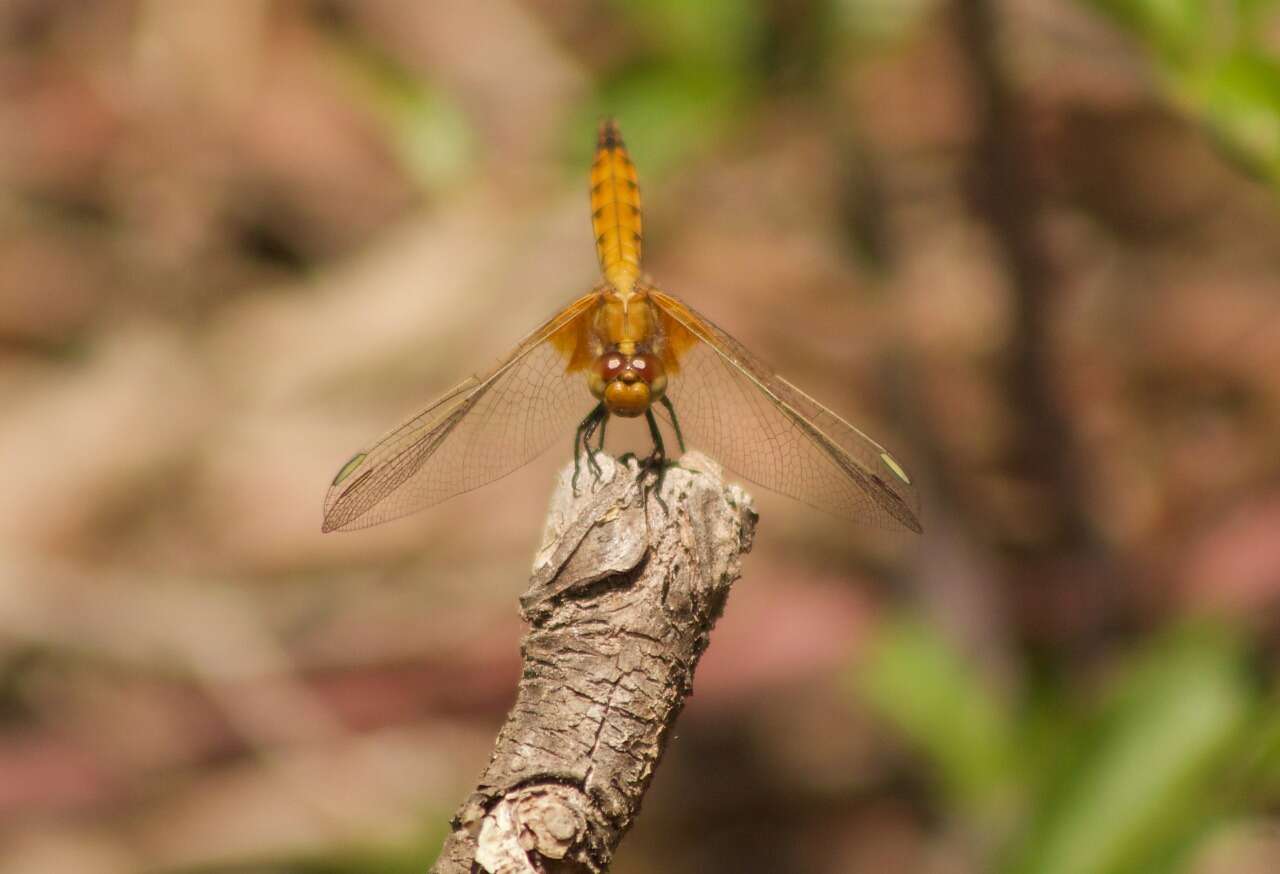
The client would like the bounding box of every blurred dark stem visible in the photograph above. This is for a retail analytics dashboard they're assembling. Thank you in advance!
[952,0,1121,652]
[758,0,833,92]
[838,128,895,275]
[2,0,56,50]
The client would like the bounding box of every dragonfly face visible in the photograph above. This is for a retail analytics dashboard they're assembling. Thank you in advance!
[322,120,922,535]
[589,350,666,418]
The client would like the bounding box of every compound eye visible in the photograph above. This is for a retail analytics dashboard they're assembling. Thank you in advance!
[629,353,664,385]
[599,355,626,381]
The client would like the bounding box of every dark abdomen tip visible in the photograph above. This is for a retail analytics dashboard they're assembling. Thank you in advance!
[598,117,624,149]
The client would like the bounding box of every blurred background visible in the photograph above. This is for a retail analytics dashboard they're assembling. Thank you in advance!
[2,1,1279,872]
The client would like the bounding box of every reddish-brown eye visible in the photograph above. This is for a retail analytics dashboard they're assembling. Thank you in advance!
[599,355,625,381]
[629,353,663,384]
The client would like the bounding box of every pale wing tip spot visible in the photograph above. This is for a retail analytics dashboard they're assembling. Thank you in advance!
[879,452,911,485]
[331,452,368,487]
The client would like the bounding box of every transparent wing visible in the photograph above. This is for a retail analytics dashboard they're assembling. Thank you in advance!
[323,294,599,532]
[650,288,922,533]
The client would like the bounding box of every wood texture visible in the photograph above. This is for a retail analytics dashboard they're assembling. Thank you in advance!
[431,452,756,873]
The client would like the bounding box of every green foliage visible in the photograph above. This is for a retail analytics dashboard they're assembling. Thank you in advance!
[854,619,1272,874]
[322,27,474,194]
[1180,52,1280,182]
[1007,627,1250,874]
[1083,0,1280,186]
[835,0,942,45]
[609,0,763,70]
[855,617,1015,806]
[570,0,764,174]
[576,62,743,177]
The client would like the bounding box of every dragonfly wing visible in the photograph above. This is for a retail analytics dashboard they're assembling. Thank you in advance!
[323,293,599,532]
[650,288,922,533]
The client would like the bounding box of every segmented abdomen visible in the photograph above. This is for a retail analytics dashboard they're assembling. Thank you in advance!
[590,120,642,286]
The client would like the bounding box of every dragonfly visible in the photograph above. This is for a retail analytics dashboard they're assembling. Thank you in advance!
[322,120,921,534]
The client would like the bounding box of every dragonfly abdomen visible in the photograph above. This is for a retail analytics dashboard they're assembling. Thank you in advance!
[591,119,642,291]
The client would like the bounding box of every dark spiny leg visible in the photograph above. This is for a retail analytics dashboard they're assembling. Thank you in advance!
[660,395,686,453]
[644,407,667,465]
[595,411,609,453]
[572,403,605,495]
[644,408,671,516]
[583,407,606,480]
[572,413,588,495]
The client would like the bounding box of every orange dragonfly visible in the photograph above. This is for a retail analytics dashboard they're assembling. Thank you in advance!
[323,121,921,534]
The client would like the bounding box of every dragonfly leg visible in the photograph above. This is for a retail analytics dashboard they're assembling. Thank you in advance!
[572,403,606,495]
[583,410,606,481]
[644,408,667,464]
[643,408,671,516]
[595,411,609,453]
[659,396,687,453]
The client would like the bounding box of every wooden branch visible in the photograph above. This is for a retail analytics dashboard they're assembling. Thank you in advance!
[430,451,757,874]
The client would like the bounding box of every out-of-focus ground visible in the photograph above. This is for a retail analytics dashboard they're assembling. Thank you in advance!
[2,1,1279,872]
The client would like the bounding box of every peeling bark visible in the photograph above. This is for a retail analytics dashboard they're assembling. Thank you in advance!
[430,452,757,873]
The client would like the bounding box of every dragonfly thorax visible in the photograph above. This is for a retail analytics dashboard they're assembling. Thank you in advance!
[589,351,666,417]
[606,271,638,297]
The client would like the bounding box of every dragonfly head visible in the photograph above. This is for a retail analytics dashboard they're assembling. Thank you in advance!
[590,351,667,417]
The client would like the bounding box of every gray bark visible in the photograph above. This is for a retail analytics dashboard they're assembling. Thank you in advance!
[430,451,757,873]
